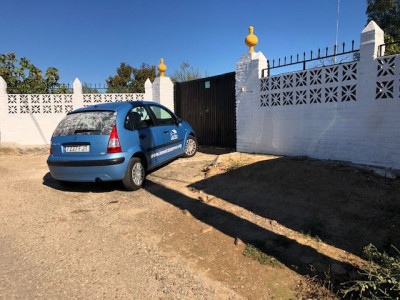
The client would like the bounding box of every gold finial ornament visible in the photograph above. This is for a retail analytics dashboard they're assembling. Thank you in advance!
[158,58,167,77]
[245,26,258,53]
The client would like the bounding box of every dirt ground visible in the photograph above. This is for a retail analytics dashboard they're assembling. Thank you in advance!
[0,144,399,299]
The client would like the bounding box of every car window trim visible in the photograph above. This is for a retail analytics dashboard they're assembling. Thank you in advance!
[125,105,157,131]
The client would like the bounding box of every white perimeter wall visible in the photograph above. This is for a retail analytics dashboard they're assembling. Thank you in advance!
[236,21,400,170]
[0,76,174,145]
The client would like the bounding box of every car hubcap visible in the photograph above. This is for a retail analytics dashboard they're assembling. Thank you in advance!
[185,139,196,156]
[131,162,144,186]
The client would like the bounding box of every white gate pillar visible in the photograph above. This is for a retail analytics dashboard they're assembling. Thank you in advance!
[144,78,153,102]
[152,58,174,112]
[235,26,268,152]
[358,21,384,103]
[72,78,83,109]
[0,76,8,142]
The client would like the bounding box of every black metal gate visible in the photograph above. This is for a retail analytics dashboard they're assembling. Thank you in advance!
[174,72,236,149]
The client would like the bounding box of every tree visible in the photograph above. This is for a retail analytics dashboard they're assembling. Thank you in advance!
[367,0,400,54]
[106,62,156,93]
[131,63,156,92]
[170,62,206,83]
[82,83,99,94]
[0,52,66,93]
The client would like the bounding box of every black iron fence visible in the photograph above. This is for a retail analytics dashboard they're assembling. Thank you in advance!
[82,83,107,92]
[377,41,400,57]
[51,83,72,93]
[22,83,145,94]
[5,83,73,94]
[80,83,146,94]
[262,41,360,77]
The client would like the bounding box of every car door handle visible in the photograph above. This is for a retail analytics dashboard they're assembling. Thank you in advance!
[163,130,169,134]
[139,134,146,139]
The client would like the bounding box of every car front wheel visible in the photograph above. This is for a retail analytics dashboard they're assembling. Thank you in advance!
[122,157,145,191]
[183,135,197,158]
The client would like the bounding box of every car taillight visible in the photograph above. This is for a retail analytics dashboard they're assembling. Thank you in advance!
[107,125,122,153]
[50,147,53,154]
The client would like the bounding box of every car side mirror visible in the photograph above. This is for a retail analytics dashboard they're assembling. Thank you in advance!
[176,118,183,125]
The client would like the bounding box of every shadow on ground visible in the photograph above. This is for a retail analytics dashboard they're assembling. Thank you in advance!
[41,156,181,193]
[42,154,400,294]
[42,172,124,193]
[189,156,400,257]
[198,146,234,155]
[144,178,355,290]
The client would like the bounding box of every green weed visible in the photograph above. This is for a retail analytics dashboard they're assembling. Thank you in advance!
[243,242,282,268]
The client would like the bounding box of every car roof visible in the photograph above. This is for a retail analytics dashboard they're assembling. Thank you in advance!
[71,101,162,114]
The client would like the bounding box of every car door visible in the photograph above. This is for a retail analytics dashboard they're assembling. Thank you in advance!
[125,105,160,168]
[147,104,185,163]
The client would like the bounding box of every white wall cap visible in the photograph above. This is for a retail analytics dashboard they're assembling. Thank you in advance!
[238,51,267,63]
[361,20,382,34]
[251,51,267,61]
[73,77,82,93]
[158,76,173,83]
[0,76,7,94]
[73,77,82,86]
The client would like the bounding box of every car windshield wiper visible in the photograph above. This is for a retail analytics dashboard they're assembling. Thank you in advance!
[74,129,101,134]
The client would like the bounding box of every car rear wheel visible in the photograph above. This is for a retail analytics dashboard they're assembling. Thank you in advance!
[122,157,145,191]
[183,135,197,158]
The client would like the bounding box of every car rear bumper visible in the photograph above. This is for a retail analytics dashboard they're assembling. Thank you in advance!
[47,157,125,167]
[47,154,129,182]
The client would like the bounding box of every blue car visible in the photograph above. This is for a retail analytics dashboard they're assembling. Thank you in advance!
[47,101,197,190]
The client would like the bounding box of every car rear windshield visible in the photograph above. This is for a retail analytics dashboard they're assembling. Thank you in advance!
[53,111,117,137]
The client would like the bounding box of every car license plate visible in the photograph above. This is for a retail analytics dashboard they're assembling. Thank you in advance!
[65,145,90,152]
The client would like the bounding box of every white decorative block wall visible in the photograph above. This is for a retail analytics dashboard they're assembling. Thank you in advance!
[81,93,144,107]
[2,94,75,144]
[236,21,400,170]
[0,77,146,145]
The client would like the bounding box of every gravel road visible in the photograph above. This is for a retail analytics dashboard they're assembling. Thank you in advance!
[0,147,242,299]
[4,145,392,299]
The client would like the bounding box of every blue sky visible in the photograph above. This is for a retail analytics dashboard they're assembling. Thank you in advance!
[0,0,367,85]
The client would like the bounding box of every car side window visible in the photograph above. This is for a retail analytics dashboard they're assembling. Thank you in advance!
[149,105,175,126]
[125,106,154,131]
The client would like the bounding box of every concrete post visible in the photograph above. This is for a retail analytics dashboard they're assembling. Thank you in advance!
[0,76,6,95]
[360,20,384,60]
[152,76,174,112]
[0,76,7,142]
[235,52,268,151]
[144,78,153,101]
[358,21,384,102]
[72,77,83,109]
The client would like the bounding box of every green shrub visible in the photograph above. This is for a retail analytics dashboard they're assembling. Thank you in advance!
[341,244,400,299]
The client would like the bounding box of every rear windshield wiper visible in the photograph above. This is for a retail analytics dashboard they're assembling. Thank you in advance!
[74,129,101,134]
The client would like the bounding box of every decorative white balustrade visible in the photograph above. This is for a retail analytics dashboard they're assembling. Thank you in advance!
[260,62,358,107]
[82,93,144,107]
[6,92,146,115]
[7,94,74,114]
[375,55,400,100]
